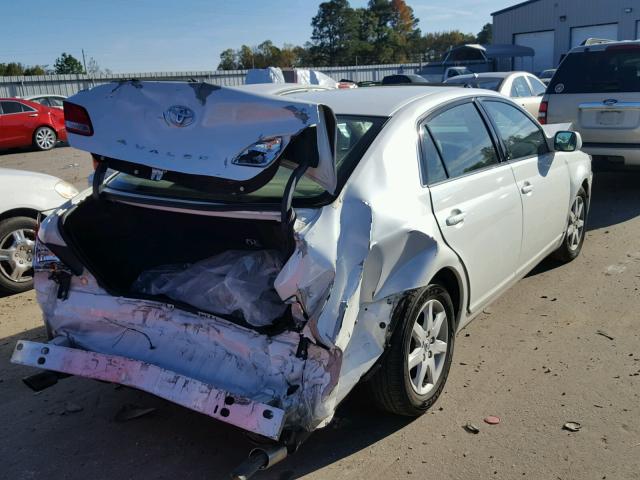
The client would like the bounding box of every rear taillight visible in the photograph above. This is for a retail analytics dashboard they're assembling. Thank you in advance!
[63,102,93,136]
[538,100,548,125]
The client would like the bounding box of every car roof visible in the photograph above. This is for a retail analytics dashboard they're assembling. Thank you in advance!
[24,94,66,99]
[452,71,529,80]
[288,86,468,116]
[229,83,333,96]
[568,38,640,53]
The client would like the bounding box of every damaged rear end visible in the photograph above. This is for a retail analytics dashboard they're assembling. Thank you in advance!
[12,81,389,444]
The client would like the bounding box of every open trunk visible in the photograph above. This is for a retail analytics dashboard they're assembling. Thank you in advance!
[61,197,293,331]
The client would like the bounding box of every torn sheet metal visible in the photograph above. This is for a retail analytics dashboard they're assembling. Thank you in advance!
[33,271,335,430]
[12,340,285,440]
[66,81,338,192]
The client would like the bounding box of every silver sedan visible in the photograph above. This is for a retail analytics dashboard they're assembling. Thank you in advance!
[15,83,591,468]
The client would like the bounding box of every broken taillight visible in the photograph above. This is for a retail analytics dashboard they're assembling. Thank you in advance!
[63,102,94,136]
[538,99,548,125]
[33,239,68,274]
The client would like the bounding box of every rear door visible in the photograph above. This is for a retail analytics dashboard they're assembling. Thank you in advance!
[480,99,570,268]
[546,44,640,144]
[423,100,523,312]
[0,101,38,147]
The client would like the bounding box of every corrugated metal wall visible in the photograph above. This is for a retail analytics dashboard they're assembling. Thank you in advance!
[493,0,640,69]
[0,63,422,98]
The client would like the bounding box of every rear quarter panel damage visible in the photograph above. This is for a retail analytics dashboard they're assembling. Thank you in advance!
[273,105,468,422]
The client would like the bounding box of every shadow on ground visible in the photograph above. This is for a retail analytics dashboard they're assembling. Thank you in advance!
[527,169,640,278]
[587,170,640,231]
[0,143,68,156]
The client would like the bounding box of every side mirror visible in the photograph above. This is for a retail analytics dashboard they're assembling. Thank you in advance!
[554,131,582,152]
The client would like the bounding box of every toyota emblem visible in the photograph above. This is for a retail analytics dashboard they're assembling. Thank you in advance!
[164,105,195,127]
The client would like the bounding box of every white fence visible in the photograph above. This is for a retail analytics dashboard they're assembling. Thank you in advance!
[0,63,423,98]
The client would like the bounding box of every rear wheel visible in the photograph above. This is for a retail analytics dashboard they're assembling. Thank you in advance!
[33,126,57,151]
[368,285,455,416]
[552,187,587,263]
[0,216,37,294]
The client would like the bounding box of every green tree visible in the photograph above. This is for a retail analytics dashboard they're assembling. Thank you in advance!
[419,31,477,61]
[54,53,84,74]
[238,45,255,69]
[0,62,25,76]
[310,0,359,66]
[476,23,493,44]
[23,65,46,75]
[218,48,237,70]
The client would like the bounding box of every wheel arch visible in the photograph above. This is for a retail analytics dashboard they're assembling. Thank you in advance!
[0,208,40,222]
[430,267,464,329]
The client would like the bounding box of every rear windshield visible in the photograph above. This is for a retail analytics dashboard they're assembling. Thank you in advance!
[105,115,386,206]
[445,77,502,91]
[549,47,640,93]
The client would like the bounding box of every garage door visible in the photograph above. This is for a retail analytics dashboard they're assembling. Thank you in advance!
[514,31,555,73]
[571,23,618,48]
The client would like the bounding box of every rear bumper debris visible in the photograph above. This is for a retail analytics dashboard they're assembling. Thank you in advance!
[11,340,285,440]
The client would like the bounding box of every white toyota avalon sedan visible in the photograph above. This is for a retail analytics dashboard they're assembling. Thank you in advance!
[12,82,591,469]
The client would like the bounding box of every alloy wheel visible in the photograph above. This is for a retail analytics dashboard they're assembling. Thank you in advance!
[407,299,449,396]
[566,195,585,251]
[0,228,36,284]
[35,128,56,150]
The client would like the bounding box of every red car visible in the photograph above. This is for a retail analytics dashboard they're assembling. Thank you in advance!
[0,98,67,151]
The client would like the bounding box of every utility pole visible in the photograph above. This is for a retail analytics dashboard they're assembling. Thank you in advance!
[81,49,88,74]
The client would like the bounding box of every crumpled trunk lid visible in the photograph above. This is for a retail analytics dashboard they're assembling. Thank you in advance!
[65,81,337,193]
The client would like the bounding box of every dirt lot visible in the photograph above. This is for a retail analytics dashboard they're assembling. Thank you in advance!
[1,146,639,480]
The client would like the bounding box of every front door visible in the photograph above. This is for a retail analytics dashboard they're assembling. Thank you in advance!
[480,99,570,268]
[423,100,523,312]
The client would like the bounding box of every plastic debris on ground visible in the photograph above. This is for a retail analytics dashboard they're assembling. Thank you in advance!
[132,250,286,327]
[484,415,501,425]
[562,421,582,432]
[463,423,480,434]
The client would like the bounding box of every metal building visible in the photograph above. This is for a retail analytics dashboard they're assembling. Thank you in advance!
[492,0,640,73]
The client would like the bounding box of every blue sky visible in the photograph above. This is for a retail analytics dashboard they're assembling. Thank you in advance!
[1,0,513,72]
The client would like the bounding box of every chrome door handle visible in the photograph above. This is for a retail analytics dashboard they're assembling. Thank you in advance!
[28,113,38,117]
[521,182,533,194]
[446,210,466,226]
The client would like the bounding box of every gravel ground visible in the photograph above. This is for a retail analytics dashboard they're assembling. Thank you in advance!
[1,146,639,480]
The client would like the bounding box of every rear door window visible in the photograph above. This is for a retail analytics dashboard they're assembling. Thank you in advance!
[419,128,448,185]
[0,101,24,114]
[510,76,532,97]
[482,100,548,160]
[550,46,640,93]
[426,102,499,178]
[527,76,547,96]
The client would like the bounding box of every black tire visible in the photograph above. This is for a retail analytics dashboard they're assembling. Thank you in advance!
[0,216,37,294]
[367,284,455,416]
[33,126,57,151]
[552,187,587,263]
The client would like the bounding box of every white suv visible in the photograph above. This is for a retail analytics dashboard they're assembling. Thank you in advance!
[540,40,640,168]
